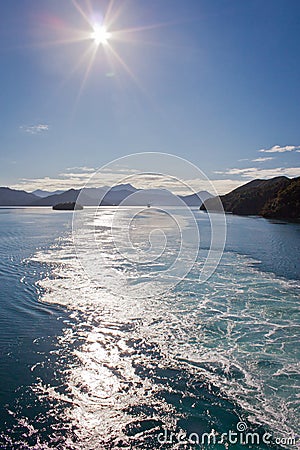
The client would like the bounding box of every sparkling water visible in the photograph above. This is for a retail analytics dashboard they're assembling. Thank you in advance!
[0,207,299,449]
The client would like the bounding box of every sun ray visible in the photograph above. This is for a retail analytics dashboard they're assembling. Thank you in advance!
[105,43,162,114]
[103,0,125,31]
[23,0,189,118]
[61,43,98,86]
[74,43,99,106]
[106,43,141,87]
[71,0,93,28]
[9,30,91,52]
[110,16,197,41]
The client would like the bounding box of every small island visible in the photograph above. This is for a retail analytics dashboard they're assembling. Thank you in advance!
[52,202,83,211]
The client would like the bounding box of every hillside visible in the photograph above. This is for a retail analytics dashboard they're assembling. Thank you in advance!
[201,176,300,220]
[0,187,38,206]
[261,177,300,219]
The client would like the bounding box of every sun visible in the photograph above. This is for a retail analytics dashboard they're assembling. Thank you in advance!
[90,25,111,46]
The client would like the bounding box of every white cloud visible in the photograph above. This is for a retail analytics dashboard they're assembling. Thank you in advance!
[251,156,274,162]
[101,167,141,174]
[200,179,244,195]
[20,124,49,134]
[215,166,300,179]
[65,166,96,172]
[11,165,244,196]
[12,175,90,192]
[259,144,300,153]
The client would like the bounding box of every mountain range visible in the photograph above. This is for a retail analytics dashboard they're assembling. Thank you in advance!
[0,183,212,208]
[201,176,300,220]
[32,189,65,198]
[1,176,299,219]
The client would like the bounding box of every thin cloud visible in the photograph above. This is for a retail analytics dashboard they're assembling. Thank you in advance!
[215,166,300,179]
[65,166,96,172]
[184,178,244,195]
[259,144,300,153]
[20,124,49,134]
[252,157,274,162]
[101,167,140,174]
[11,166,243,196]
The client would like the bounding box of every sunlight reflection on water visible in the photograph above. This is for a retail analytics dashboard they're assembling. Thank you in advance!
[22,208,300,448]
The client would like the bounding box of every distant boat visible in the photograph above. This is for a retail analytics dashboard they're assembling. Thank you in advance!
[52,202,83,211]
[147,203,151,208]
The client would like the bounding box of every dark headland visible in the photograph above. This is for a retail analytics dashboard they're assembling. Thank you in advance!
[201,176,300,220]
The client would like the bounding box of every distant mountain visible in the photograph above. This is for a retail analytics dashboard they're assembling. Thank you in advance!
[0,184,212,208]
[101,188,212,207]
[32,189,65,198]
[0,187,38,206]
[105,188,174,206]
[30,184,138,206]
[201,176,300,220]
[101,187,138,206]
[109,183,136,192]
[1,179,297,219]
[179,191,212,206]
[31,186,212,207]
[31,189,81,206]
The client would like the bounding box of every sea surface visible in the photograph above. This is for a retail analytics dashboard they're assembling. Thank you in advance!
[0,207,299,449]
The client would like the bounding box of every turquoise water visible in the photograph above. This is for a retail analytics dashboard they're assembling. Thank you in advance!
[0,207,299,449]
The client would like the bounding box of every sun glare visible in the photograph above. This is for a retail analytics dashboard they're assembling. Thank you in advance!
[60,1,165,104]
[91,25,111,46]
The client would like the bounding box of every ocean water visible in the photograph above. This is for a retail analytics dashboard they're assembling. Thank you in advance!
[0,207,299,449]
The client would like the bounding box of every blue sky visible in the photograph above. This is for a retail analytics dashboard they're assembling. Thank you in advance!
[0,0,299,194]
